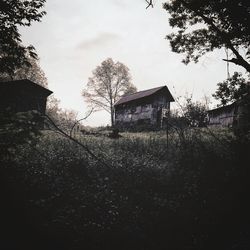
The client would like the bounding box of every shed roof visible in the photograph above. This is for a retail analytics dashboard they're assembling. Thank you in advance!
[208,102,236,115]
[114,85,174,106]
[0,79,53,96]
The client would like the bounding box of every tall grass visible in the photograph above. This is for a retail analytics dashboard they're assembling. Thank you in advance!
[1,128,250,250]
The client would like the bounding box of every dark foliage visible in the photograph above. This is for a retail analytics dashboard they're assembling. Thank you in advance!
[0,110,43,159]
[182,98,208,127]
[163,0,250,72]
[1,127,250,250]
[0,55,48,87]
[213,72,250,106]
[0,0,46,75]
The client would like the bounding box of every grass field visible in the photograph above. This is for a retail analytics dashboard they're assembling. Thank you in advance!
[1,128,250,250]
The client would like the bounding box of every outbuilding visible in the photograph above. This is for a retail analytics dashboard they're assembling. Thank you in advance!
[208,97,250,133]
[208,103,236,128]
[114,85,174,129]
[0,79,53,114]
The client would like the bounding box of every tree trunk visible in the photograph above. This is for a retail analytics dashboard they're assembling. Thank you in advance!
[223,57,250,73]
[111,107,115,127]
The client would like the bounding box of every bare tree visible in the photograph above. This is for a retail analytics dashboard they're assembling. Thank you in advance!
[82,58,137,126]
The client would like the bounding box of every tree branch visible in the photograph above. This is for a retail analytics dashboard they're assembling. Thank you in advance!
[69,108,94,137]
[180,0,250,73]
[85,97,111,113]
[145,0,153,9]
[44,114,111,169]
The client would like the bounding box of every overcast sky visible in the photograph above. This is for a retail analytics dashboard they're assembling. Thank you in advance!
[20,0,244,126]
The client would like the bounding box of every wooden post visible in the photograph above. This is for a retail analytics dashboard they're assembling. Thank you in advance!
[163,107,170,152]
[166,111,169,151]
[160,108,163,129]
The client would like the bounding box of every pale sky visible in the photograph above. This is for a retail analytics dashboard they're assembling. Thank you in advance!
[20,0,245,126]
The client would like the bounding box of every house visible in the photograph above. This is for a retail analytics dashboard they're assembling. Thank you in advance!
[208,97,250,132]
[0,79,53,114]
[208,103,236,128]
[114,85,174,129]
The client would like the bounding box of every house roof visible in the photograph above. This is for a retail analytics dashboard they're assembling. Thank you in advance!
[0,79,53,96]
[208,102,236,114]
[114,85,174,106]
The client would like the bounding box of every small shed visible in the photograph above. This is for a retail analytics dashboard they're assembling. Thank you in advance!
[208,103,236,128]
[0,79,53,114]
[114,85,174,129]
[208,97,250,132]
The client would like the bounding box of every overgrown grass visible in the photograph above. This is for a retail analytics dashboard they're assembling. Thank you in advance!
[1,128,250,250]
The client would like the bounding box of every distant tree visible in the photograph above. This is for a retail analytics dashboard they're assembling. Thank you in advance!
[213,72,250,106]
[46,96,82,133]
[0,56,48,87]
[0,0,46,76]
[82,58,137,126]
[46,95,62,121]
[57,109,78,132]
[182,97,208,127]
[161,0,250,73]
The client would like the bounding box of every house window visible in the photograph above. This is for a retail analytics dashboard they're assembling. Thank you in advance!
[131,106,136,113]
[135,106,141,113]
[142,104,150,112]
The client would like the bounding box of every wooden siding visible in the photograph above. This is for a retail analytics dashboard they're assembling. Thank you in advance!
[115,90,172,128]
[208,98,250,132]
[208,104,236,128]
